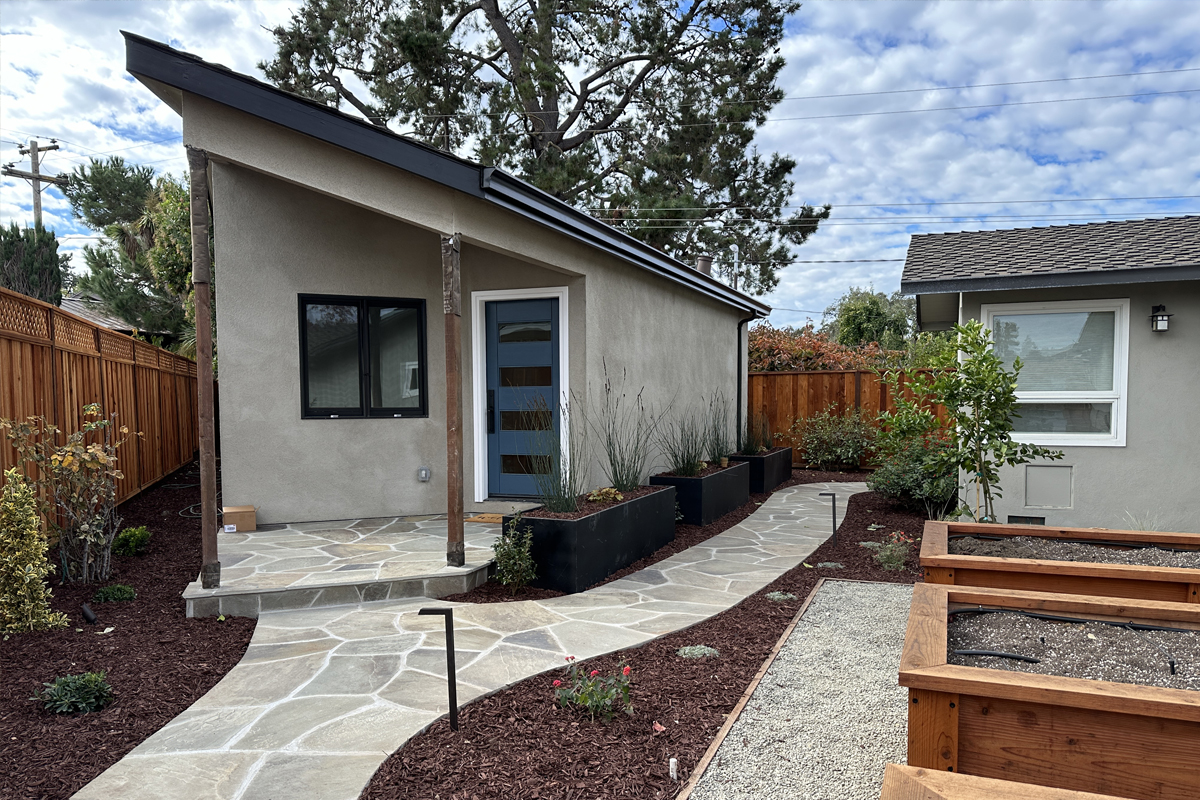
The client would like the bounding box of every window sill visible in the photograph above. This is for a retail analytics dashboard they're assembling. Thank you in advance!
[1012,433,1125,448]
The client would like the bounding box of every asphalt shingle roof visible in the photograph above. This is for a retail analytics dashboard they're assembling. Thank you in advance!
[901,215,1200,293]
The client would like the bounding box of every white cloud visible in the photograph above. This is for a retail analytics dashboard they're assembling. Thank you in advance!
[2,0,1197,322]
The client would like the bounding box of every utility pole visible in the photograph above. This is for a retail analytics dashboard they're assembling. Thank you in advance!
[2,139,66,227]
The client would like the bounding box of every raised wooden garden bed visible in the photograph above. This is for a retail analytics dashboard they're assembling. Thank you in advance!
[900,584,1200,799]
[880,763,1127,799]
[729,446,793,494]
[650,461,749,526]
[921,520,1200,604]
[502,486,676,594]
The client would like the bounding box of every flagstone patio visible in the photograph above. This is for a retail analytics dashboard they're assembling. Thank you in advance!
[182,516,502,618]
[75,482,866,800]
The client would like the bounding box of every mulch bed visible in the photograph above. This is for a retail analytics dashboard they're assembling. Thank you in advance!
[446,468,874,605]
[362,489,925,800]
[0,462,256,800]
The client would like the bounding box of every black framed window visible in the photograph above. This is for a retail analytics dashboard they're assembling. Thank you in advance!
[299,294,428,418]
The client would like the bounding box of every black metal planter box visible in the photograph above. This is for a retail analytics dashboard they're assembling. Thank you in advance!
[502,486,677,594]
[650,461,750,527]
[729,447,793,495]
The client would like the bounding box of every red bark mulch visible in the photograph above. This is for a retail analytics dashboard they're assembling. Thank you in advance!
[363,489,924,800]
[0,462,256,800]
[447,468,873,605]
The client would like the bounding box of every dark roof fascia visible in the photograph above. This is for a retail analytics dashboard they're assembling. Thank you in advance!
[901,263,1200,295]
[123,32,768,317]
[123,32,483,197]
[482,169,769,315]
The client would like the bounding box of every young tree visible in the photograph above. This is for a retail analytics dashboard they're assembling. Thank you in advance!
[263,0,830,295]
[821,287,914,350]
[0,222,71,305]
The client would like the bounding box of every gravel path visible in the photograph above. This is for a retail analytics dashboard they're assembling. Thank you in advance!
[689,580,913,800]
[950,535,1200,568]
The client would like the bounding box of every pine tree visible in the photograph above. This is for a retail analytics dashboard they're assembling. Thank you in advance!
[0,222,71,306]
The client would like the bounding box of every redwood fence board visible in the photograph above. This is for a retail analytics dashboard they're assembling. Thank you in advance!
[0,286,198,503]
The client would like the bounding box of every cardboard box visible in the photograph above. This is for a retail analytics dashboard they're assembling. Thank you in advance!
[222,505,256,532]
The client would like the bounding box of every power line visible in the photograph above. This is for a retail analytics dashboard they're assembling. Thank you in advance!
[597,211,1199,223]
[585,194,1200,211]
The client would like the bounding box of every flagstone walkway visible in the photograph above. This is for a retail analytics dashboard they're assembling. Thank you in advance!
[74,482,866,800]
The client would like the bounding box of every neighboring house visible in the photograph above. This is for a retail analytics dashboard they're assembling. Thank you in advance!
[903,215,1200,532]
[60,292,139,336]
[124,33,768,524]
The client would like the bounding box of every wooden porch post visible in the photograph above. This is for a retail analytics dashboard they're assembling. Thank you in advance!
[186,146,220,589]
[442,234,465,567]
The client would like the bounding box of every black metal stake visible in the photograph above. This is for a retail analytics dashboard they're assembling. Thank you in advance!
[819,492,837,544]
[418,607,459,730]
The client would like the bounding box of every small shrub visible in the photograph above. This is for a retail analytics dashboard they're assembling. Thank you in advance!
[676,645,720,659]
[492,515,536,595]
[112,526,151,557]
[92,584,136,603]
[35,671,113,714]
[765,590,797,602]
[816,562,844,569]
[553,656,632,722]
[858,541,882,551]
[781,405,876,470]
[0,468,69,634]
[868,436,957,519]
[874,531,917,571]
[586,487,624,504]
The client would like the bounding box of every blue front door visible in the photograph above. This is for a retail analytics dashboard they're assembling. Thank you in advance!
[486,299,560,496]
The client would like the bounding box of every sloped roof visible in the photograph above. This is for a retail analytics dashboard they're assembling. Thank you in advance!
[122,32,769,318]
[60,292,136,332]
[901,215,1200,294]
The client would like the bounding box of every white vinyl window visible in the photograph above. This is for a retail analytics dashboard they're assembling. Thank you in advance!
[982,298,1129,447]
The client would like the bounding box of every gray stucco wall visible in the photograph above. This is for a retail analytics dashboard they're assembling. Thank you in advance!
[958,281,1200,532]
[211,162,745,523]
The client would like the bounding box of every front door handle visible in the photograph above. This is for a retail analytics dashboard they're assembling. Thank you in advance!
[487,389,496,434]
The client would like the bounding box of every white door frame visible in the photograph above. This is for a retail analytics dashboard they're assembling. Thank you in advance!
[470,286,570,502]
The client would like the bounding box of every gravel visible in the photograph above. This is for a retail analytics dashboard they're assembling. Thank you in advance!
[949,535,1200,568]
[689,580,913,800]
[948,611,1200,690]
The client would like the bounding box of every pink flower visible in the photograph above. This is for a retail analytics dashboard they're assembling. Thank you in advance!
[589,670,599,678]
[553,679,561,687]
[623,665,631,677]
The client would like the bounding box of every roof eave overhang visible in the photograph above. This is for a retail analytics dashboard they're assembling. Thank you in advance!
[122,31,769,318]
[901,263,1200,295]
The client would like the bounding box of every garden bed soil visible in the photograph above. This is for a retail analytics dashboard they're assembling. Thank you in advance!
[950,535,1200,569]
[0,461,256,800]
[520,485,668,521]
[654,462,737,480]
[948,612,1200,691]
[446,468,881,605]
[363,490,926,800]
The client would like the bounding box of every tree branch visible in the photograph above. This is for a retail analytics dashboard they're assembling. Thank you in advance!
[318,70,390,129]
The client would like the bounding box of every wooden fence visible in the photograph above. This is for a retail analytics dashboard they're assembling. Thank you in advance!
[748,369,946,464]
[0,286,198,503]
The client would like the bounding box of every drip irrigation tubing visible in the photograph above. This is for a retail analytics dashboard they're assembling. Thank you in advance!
[952,649,1040,663]
[948,606,1198,634]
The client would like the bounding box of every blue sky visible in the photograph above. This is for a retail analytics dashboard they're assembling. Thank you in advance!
[2,0,1198,325]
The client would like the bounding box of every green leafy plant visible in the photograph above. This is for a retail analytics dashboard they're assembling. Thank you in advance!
[874,531,917,571]
[590,364,661,492]
[676,645,720,659]
[741,411,772,455]
[553,656,633,722]
[656,407,707,477]
[111,526,151,557]
[898,321,1064,522]
[492,515,536,595]
[703,392,734,463]
[0,468,69,634]
[1,404,136,583]
[869,437,958,519]
[585,487,624,504]
[35,671,113,714]
[92,584,136,603]
[765,590,798,602]
[781,405,876,470]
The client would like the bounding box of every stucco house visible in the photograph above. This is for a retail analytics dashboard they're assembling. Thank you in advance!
[903,215,1200,532]
[124,33,768,525]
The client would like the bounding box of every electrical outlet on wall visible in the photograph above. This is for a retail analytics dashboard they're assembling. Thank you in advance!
[417,466,432,482]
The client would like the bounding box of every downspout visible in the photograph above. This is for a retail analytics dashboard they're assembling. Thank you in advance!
[736,315,754,452]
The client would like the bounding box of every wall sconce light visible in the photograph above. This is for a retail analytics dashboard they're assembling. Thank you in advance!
[1150,305,1173,332]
